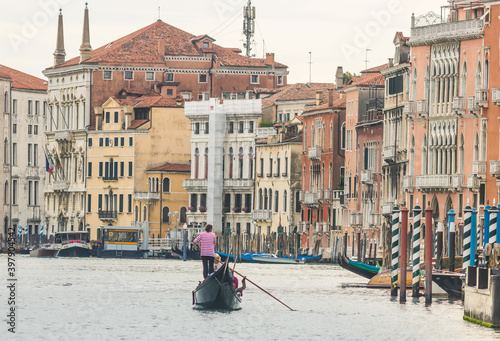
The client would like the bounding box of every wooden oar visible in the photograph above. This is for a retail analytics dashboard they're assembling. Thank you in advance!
[231,268,295,311]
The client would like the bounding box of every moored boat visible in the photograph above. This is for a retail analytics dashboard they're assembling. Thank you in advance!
[367,270,422,289]
[431,270,464,298]
[338,253,380,279]
[55,232,91,258]
[192,260,241,310]
[251,255,305,264]
[30,244,60,257]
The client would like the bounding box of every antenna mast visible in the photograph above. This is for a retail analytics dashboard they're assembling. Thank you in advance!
[365,49,371,70]
[243,0,255,57]
[309,52,312,83]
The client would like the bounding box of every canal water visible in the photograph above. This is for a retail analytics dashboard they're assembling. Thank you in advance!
[2,255,500,340]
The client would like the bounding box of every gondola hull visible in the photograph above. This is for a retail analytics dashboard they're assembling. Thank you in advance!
[432,271,464,298]
[338,253,380,279]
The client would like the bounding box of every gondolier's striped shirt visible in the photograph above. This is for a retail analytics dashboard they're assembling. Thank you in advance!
[193,232,216,257]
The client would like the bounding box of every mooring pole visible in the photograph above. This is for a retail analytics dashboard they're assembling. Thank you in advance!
[492,201,500,244]
[391,204,400,297]
[436,222,443,270]
[483,202,491,255]
[183,228,187,262]
[448,209,456,272]
[463,202,472,270]
[343,231,348,256]
[471,208,477,266]
[400,206,409,303]
[357,230,361,261]
[425,203,433,305]
[412,202,421,297]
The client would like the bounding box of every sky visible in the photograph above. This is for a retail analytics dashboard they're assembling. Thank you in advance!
[0,0,446,84]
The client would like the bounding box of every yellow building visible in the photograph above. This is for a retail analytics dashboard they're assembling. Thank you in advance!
[253,118,303,236]
[86,91,191,240]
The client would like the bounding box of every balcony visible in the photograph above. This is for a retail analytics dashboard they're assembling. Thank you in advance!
[468,96,479,114]
[308,146,322,161]
[299,190,304,202]
[187,212,207,225]
[416,100,428,118]
[475,89,488,108]
[252,210,271,222]
[332,190,343,201]
[452,97,466,116]
[349,212,362,226]
[321,222,330,233]
[317,190,324,201]
[403,175,414,191]
[382,202,393,216]
[410,18,484,46]
[102,176,118,182]
[451,174,464,189]
[224,179,253,190]
[299,221,309,233]
[183,178,207,191]
[467,174,479,190]
[28,206,41,222]
[383,146,396,163]
[404,101,416,119]
[53,180,69,191]
[134,191,160,201]
[360,169,373,184]
[472,160,486,179]
[369,213,381,227]
[303,190,319,207]
[55,130,72,142]
[490,160,500,179]
[324,188,332,202]
[255,127,277,139]
[492,89,500,106]
[99,210,117,221]
[415,174,461,191]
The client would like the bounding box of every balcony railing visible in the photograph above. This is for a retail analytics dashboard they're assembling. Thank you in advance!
[410,18,484,46]
[361,169,373,184]
[55,130,72,142]
[324,188,331,201]
[53,180,69,191]
[332,190,343,201]
[472,160,486,178]
[252,210,271,222]
[452,96,466,115]
[183,178,207,190]
[224,179,253,189]
[349,212,362,226]
[321,222,330,233]
[369,213,381,227]
[492,89,500,106]
[383,146,396,163]
[28,206,41,221]
[415,174,462,191]
[308,146,322,161]
[299,221,309,233]
[475,89,488,108]
[134,191,160,201]
[98,210,117,221]
[403,175,414,191]
[467,174,479,190]
[255,127,277,139]
[468,96,479,113]
[317,190,324,201]
[303,190,319,206]
[490,160,500,179]
[404,101,416,119]
[416,100,428,118]
[382,202,393,216]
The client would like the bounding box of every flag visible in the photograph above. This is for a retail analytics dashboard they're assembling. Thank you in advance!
[44,146,55,176]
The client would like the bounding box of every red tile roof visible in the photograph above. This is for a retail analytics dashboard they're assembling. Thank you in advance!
[0,64,47,91]
[48,20,287,69]
[147,162,191,173]
[262,83,336,109]
[128,119,149,129]
[111,95,183,108]
[302,92,346,114]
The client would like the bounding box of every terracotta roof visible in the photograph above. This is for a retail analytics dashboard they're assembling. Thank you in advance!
[262,83,335,109]
[48,20,286,70]
[0,64,47,91]
[343,64,388,90]
[119,88,157,96]
[302,92,346,114]
[395,32,410,42]
[111,95,183,108]
[359,63,389,74]
[147,162,191,172]
[128,119,149,129]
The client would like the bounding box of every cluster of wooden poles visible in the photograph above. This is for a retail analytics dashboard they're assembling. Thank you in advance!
[215,233,302,258]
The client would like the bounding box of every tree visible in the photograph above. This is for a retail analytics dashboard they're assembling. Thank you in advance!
[343,72,358,85]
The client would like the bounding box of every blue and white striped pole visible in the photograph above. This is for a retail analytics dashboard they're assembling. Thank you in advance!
[483,204,491,252]
[497,203,500,244]
[40,225,44,244]
[17,225,22,243]
[471,208,477,266]
[412,202,421,297]
[25,225,28,246]
[463,203,473,270]
[448,209,456,272]
[391,204,400,297]
[489,199,498,245]
[448,210,455,257]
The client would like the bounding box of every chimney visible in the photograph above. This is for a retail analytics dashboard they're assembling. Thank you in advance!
[157,39,166,55]
[53,9,66,66]
[79,3,92,63]
[411,13,415,29]
[335,66,344,89]
[327,88,334,107]
[265,53,275,66]
[388,58,394,67]
[316,90,323,106]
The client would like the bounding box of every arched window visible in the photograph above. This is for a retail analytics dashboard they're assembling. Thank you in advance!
[303,124,307,151]
[143,205,147,222]
[283,190,287,213]
[194,148,200,179]
[134,205,139,222]
[475,61,482,90]
[322,123,326,148]
[249,147,254,179]
[484,59,489,89]
[409,136,415,176]
[4,181,8,204]
[4,92,8,113]
[258,188,263,210]
[156,178,159,192]
[460,62,467,97]
[341,123,346,150]
[459,134,464,174]
[422,135,427,175]
[412,67,417,101]
[162,177,170,193]
[330,121,333,148]
[147,177,151,192]
[3,138,8,164]
[481,123,487,162]
[264,189,268,210]
[229,147,234,179]
[180,207,187,223]
[239,147,244,178]
[473,133,479,162]
[311,123,315,146]
[204,148,209,179]
[274,191,279,213]
[162,206,169,223]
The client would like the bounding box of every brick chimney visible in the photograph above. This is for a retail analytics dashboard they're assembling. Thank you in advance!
[335,66,344,89]
[327,88,334,107]
[316,90,323,106]
[157,39,166,55]
[265,53,275,66]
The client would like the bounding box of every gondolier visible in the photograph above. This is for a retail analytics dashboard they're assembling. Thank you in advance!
[193,224,216,279]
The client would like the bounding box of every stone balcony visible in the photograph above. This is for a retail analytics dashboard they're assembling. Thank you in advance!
[415,174,462,191]
[490,160,500,179]
[299,221,309,233]
[369,213,381,227]
[467,174,479,190]
[475,89,488,108]
[134,191,160,201]
[252,210,271,222]
[308,146,323,161]
[381,202,394,216]
[404,101,416,120]
[53,180,69,191]
[320,222,330,233]
[55,130,73,142]
[98,210,117,222]
[472,160,486,179]
[492,89,500,106]
[403,175,414,191]
[468,96,480,114]
[224,179,253,190]
[361,169,373,184]
[452,96,466,115]
[410,18,484,46]
[303,190,319,207]
[183,178,207,191]
[28,206,41,222]
[416,100,428,118]
[332,190,343,201]
[383,146,396,163]
[323,188,332,202]
[349,212,362,226]
[255,127,277,139]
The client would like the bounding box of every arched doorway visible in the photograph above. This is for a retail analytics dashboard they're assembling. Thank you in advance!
[443,195,453,255]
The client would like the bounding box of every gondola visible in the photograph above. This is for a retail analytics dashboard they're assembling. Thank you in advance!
[192,259,241,310]
[431,270,464,298]
[338,253,380,279]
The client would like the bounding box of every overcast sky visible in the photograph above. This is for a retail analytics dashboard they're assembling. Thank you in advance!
[0,0,445,83]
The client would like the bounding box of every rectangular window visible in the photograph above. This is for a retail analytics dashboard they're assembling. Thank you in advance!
[388,75,404,95]
[228,122,234,134]
[409,195,414,218]
[128,162,133,177]
[198,74,207,83]
[105,138,110,147]
[114,111,119,123]
[479,183,485,206]
[12,99,17,114]
[12,124,16,134]
[119,194,124,213]
[27,144,32,166]
[277,75,283,85]
[145,72,155,81]
[35,101,40,115]
[88,162,92,177]
[120,162,124,177]
[260,158,264,177]
[251,75,259,84]
[127,194,132,213]
[28,100,32,115]
[165,73,174,82]
[249,121,254,133]
[114,137,119,147]
[129,137,133,146]
[194,122,200,134]
[99,138,103,147]
[33,144,38,166]
[268,158,273,177]
[98,162,103,177]
[120,137,124,147]
[28,125,32,134]
[12,180,17,205]
[459,194,463,218]
[238,121,244,133]
[88,138,93,147]
[98,194,102,211]
[87,194,92,213]
[28,181,32,206]
[124,71,134,80]
[34,181,38,205]
[422,194,427,217]
[12,143,17,166]
[105,112,110,123]
[103,71,112,80]
[34,125,38,135]
[204,122,209,134]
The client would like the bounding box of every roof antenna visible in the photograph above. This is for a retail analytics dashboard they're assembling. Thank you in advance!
[365,48,371,70]
[158,6,161,21]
